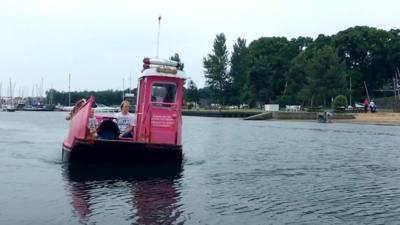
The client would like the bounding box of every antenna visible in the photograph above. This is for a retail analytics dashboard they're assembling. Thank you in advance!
[156,14,162,58]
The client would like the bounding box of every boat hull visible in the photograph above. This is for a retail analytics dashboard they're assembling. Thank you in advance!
[62,138,182,163]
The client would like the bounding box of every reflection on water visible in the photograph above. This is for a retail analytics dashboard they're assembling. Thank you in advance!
[63,163,183,225]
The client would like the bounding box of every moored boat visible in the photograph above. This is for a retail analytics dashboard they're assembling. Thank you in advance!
[6,104,16,112]
[62,58,186,163]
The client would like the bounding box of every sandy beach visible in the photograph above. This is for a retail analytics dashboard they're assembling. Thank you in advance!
[339,112,400,125]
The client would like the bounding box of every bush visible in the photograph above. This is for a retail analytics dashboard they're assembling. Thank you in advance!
[332,95,348,109]
[278,95,291,107]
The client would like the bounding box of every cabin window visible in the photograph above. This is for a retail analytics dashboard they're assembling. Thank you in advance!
[151,83,177,106]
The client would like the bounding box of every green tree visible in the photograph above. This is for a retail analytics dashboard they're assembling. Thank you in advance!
[169,53,184,70]
[282,52,309,105]
[198,87,211,99]
[246,37,300,105]
[303,46,347,107]
[203,33,231,105]
[184,79,199,103]
[333,26,391,98]
[247,56,273,106]
[230,37,250,104]
[388,29,400,76]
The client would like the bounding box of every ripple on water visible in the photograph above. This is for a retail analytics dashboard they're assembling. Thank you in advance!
[1,115,400,224]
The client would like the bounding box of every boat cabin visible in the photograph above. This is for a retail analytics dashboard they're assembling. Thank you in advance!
[134,64,185,145]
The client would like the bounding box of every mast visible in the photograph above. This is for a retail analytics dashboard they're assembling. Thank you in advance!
[129,73,132,93]
[363,80,370,102]
[9,78,13,106]
[122,77,125,101]
[68,73,71,106]
[397,67,400,100]
[50,84,54,105]
[394,77,397,101]
[41,77,44,97]
[349,77,352,106]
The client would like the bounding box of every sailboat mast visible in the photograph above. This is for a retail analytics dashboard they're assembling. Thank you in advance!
[41,77,44,97]
[363,80,370,102]
[9,78,12,98]
[9,78,13,106]
[68,73,71,106]
[394,77,397,101]
[397,67,400,100]
[122,78,125,101]
[349,77,352,106]
[129,73,132,93]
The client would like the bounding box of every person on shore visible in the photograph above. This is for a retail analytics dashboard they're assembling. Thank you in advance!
[369,100,376,112]
[87,108,98,139]
[114,100,136,138]
[363,98,369,113]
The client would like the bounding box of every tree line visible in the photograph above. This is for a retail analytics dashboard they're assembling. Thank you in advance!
[45,86,208,107]
[199,26,400,108]
[45,89,137,106]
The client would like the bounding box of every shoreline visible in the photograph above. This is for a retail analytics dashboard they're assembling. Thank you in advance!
[272,113,400,126]
[183,110,399,126]
[339,113,400,126]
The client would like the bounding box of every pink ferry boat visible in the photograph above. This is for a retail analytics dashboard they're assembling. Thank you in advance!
[62,58,186,163]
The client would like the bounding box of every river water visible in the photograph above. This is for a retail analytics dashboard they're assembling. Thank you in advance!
[0,112,399,225]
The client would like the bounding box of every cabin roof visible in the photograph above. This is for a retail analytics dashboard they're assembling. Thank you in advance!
[140,68,186,80]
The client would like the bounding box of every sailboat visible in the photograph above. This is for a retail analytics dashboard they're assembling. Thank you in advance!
[6,78,16,112]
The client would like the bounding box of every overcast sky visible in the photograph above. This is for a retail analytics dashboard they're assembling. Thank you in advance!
[1,0,399,96]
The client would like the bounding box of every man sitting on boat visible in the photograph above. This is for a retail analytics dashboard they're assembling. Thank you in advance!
[114,100,136,138]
